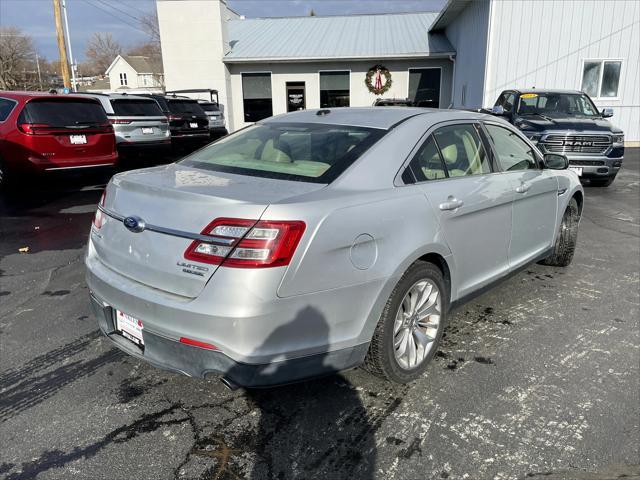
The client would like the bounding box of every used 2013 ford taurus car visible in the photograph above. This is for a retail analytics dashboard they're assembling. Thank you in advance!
[86,107,583,388]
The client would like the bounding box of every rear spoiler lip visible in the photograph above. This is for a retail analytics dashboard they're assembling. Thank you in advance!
[98,205,236,247]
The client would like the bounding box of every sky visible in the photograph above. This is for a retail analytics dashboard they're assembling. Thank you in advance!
[0,0,446,62]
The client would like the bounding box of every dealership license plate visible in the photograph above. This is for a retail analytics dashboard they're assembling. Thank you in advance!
[115,310,144,346]
[569,167,583,176]
[189,122,198,128]
[141,127,154,134]
[69,134,87,145]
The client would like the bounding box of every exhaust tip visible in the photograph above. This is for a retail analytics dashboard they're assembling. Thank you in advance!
[220,377,239,391]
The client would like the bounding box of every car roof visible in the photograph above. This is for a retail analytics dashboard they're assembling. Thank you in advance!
[510,89,584,95]
[0,91,100,102]
[263,107,491,130]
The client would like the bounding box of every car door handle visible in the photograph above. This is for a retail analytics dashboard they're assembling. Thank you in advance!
[515,183,530,194]
[439,198,464,211]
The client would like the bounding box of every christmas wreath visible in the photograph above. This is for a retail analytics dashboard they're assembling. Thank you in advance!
[365,64,392,95]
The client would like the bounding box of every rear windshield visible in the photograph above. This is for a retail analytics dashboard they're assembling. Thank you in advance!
[199,103,220,113]
[180,122,385,183]
[167,100,205,115]
[20,99,107,126]
[111,99,163,117]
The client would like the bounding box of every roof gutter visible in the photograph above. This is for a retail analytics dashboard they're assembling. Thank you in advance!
[223,52,457,64]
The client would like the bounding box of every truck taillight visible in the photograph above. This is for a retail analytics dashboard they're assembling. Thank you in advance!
[93,191,106,229]
[184,218,306,268]
[109,118,131,124]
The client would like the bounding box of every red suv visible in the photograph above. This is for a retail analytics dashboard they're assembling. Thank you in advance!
[0,91,118,188]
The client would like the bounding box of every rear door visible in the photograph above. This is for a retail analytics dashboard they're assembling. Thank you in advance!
[482,122,558,269]
[405,122,514,299]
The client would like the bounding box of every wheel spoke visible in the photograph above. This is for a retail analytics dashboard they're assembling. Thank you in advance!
[413,328,434,350]
[393,309,404,335]
[407,330,418,367]
[415,282,433,312]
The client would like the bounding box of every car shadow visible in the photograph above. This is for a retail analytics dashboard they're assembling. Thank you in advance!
[225,306,377,480]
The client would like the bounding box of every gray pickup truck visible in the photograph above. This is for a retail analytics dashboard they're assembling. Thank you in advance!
[490,89,624,186]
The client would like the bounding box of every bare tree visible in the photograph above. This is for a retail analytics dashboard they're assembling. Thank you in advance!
[139,11,160,43]
[85,32,122,75]
[0,27,39,90]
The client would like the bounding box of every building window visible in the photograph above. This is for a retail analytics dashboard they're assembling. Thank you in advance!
[242,72,273,122]
[409,68,441,108]
[581,60,622,98]
[320,71,350,108]
[119,73,127,86]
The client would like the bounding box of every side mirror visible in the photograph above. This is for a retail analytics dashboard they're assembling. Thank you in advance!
[601,107,614,118]
[491,105,506,116]
[544,153,569,170]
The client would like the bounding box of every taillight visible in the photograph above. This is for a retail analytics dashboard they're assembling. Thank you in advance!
[93,191,106,229]
[109,118,131,124]
[168,115,182,121]
[179,337,218,350]
[184,218,306,268]
[18,123,50,135]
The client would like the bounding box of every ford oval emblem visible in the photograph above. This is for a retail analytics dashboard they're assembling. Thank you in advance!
[123,216,145,233]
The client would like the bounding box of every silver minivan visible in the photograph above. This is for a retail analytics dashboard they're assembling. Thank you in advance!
[76,93,171,155]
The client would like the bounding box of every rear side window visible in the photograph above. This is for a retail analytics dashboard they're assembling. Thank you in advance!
[485,124,538,171]
[168,100,205,115]
[19,99,107,126]
[432,124,491,177]
[180,122,384,183]
[111,99,163,117]
[0,98,17,121]
[405,136,448,183]
[199,103,220,112]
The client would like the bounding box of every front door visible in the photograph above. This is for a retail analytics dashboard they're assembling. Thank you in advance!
[482,123,558,269]
[286,82,306,112]
[409,68,441,108]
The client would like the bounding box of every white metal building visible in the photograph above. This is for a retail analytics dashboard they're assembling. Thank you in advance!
[157,0,640,141]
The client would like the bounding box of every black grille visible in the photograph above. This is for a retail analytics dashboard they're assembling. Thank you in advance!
[569,160,605,166]
[542,135,611,154]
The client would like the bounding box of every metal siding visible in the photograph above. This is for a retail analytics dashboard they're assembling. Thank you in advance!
[485,0,640,140]
[444,0,490,108]
[226,13,455,61]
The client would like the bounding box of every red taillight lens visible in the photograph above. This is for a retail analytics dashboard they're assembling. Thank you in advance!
[168,115,182,121]
[179,337,219,350]
[184,218,306,268]
[109,118,131,124]
[18,123,50,135]
[93,191,106,229]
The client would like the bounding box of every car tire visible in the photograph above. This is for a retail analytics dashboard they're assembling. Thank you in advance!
[364,261,448,383]
[540,197,580,267]
[589,176,615,187]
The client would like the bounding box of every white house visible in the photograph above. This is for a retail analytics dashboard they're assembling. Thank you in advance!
[157,0,640,141]
[105,55,164,92]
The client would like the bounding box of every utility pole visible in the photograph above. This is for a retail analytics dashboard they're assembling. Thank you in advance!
[61,0,77,91]
[35,53,43,90]
[52,0,71,89]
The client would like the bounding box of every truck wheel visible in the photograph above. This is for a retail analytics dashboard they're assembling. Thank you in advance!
[590,176,615,187]
[364,261,447,383]
[540,197,579,267]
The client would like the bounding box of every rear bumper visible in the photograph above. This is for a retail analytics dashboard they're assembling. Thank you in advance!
[567,155,623,179]
[117,139,172,151]
[89,292,367,387]
[28,154,118,172]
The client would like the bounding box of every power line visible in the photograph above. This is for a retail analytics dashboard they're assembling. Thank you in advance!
[125,1,154,16]
[83,0,147,35]
[93,0,144,24]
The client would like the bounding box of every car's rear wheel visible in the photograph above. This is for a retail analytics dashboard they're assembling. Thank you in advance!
[540,197,579,267]
[589,176,615,187]
[364,261,447,383]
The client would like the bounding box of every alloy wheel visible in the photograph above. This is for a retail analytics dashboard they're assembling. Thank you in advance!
[393,279,441,370]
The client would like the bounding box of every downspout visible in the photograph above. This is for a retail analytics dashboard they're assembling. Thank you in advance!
[448,54,456,109]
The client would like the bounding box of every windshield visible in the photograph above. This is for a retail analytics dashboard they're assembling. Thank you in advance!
[180,122,385,183]
[111,99,163,116]
[517,93,600,117]
[167,100,205,115]
[20,99,107,126]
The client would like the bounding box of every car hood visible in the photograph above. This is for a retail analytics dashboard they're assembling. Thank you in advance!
[514,115,622,134]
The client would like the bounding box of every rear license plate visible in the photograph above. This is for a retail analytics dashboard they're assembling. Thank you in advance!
[116,310,144,346]
[569,167,583,176]
[189,122,198,128]
[69,134,87,145]
[142,127,154,134]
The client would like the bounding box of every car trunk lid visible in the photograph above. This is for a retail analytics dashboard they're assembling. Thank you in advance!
[93,164,324,297]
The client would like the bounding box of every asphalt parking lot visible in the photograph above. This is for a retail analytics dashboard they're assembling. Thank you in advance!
[0,151,638,480]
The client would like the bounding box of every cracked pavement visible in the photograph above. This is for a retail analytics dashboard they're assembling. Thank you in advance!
[0,151,638,480]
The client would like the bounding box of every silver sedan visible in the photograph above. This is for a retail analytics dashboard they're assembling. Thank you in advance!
[86,107,583,387]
